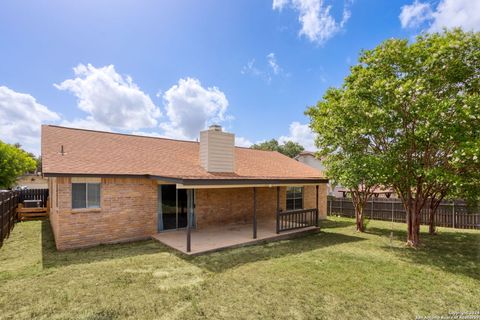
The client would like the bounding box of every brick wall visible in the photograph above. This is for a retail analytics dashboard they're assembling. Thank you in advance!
[52,177,157,250]
[50,179,328,250]
[304,184,328,219]
[194,184,327,228]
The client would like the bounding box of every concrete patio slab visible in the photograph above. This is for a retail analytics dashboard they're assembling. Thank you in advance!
[152,220,319,255]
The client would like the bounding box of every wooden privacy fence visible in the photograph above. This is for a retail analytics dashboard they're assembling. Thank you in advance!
[0,189,49,249]
[18,188,49,206]
[0,191,19,249]
[328,197,480,230]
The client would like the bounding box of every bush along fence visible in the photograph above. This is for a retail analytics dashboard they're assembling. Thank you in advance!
[0,189,49,249]
[328,197,480,230]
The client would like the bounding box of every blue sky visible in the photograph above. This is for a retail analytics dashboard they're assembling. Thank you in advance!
[1,0,478,154]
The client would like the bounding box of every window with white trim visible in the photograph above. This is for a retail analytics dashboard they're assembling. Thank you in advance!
[286,186,303,210]
[72,183,101,209]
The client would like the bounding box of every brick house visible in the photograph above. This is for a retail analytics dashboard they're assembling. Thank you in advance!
[42,125,328,253]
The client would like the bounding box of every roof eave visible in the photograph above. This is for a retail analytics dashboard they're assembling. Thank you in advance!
[42,172,328,186]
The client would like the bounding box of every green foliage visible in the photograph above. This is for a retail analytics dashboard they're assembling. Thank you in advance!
[308,29,480,242]
[306,87,386,193]
[0,140,37,189]
[35,156,42,173]
[251,139,305,158]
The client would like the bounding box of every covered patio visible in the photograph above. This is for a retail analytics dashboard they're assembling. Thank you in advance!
[153,184,322,255]
[152,219,320,255]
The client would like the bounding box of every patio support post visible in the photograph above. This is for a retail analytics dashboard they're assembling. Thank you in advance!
[186,189,192,253]
[276,186,280,234]
[253,187,257,239]
[316,185,319,227]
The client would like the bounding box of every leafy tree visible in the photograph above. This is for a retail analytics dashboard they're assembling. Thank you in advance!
[281,141,305,158]
[35,156,42,173]
[308,29,480,246]
[0,141,37,189]
[252,139,280,152]
[307,88,386,232]
[251,139,305,158]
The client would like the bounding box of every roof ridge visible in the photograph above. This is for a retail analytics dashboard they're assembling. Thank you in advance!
[44,125,281,154]
[44,125,200,144]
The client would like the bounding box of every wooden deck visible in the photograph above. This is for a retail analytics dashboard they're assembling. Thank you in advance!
[152,220,319,255]
[16,204,49,221]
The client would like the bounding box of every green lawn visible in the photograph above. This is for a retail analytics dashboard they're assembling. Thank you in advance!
[0,218,479,320]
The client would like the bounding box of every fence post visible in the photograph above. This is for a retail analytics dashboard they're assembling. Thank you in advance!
[371,197,374,219]
[339,197,343,215]
[391,200,394,222]
[7,192,12,237]
[452,201,455,229]
[329,198,332,215]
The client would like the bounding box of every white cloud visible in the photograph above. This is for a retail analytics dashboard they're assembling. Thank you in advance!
[235,136,253,147]
[273,0,289,10]
[273,0,352,45]
[54,64,161,131]
[241,59,272,84]
[160,78,229,140]
[279,121,317,151]
[400,0,480,32]
[242,53,286,83]
[399,1,432,29]
[0,86,60,155]
[267,53,281,75]
[429,0,480,32]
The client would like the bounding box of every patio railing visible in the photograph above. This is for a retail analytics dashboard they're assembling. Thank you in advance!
[276,208,318,233]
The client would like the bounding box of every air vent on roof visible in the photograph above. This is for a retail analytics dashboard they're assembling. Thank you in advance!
[59,145,67,156]
[209,124,222,132]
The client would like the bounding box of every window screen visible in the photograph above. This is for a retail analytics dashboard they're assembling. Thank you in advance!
[72,183,101,209]
[286,186,303,210]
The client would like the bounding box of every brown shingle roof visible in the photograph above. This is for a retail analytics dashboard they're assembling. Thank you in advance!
[41,125,326,183]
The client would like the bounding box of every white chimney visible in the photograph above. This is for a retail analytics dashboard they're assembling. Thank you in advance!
[200,125,235,172]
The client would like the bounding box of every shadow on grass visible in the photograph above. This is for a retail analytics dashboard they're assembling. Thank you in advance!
[41,220,363,271]
[321,218,356,229]
[41,221,167,269]
[367,226,480,281]
[187,231,365,273]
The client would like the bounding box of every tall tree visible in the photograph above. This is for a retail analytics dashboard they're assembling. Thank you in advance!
[0,141,37,189]
[280,141,305,158]
[308,29,480,246]
[307,89,386,232]
[251,139,305,158]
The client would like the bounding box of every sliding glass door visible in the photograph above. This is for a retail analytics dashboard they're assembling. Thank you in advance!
[157,185,193,232]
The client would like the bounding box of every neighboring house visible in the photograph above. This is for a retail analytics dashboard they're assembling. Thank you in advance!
[295,151,342,197]
[295,152,397,198]
[295,151,325,172]
[42,125,328,252]
[337,187,397,199]
[16,173,48,189]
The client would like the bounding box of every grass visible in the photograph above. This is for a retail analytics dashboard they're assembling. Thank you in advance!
[0,217,479,320]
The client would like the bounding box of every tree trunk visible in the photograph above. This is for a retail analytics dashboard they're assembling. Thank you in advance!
[351,190,368,232]
[406,203,422,247]
[428,195,444,235]
[355,204,365,232]
[405,195,414,246]
[406,210,416,247]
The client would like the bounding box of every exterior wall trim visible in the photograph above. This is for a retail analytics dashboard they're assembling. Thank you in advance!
[43,172,328,186]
